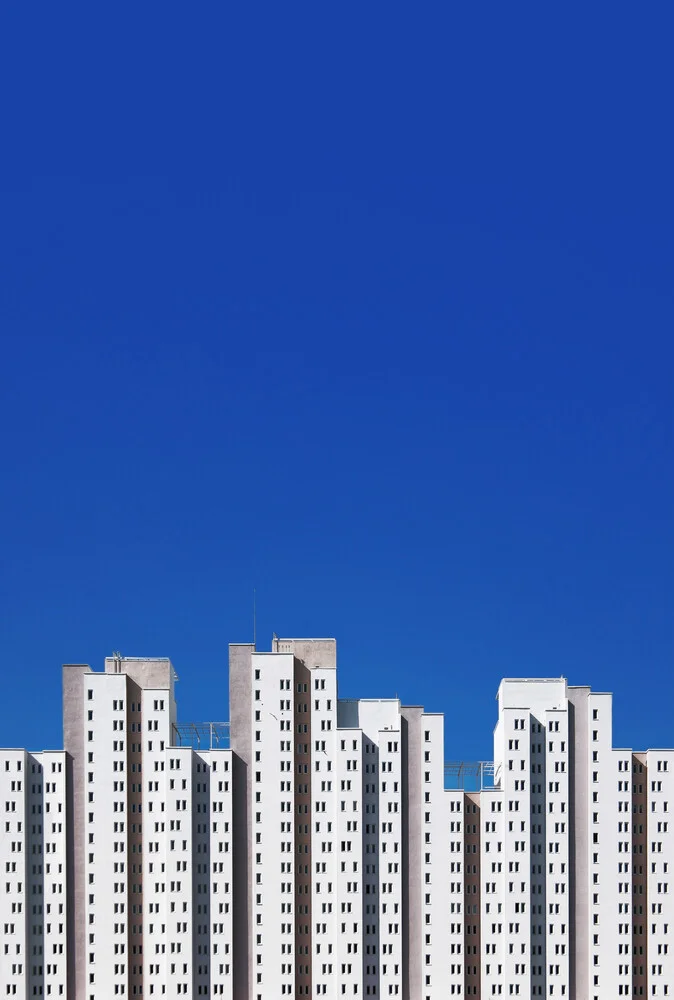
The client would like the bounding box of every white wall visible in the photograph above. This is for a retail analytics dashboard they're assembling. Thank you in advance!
[646,750,674,996]
[250,651,295,997]
[0,750,28,1000]
[336,728,363,999]
[84,671,129,999]
[311,665,338,1000]
[35,751,68,999]
[208,749,234,1000]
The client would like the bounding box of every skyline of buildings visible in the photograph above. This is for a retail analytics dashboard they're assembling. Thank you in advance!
[1,637,672,999]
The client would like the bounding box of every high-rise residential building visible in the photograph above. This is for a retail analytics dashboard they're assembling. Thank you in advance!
[1,637,672,1000]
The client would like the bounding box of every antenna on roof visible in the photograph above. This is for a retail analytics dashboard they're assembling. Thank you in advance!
[253,587,257,649]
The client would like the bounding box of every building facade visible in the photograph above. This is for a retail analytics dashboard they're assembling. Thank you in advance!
[1,638,672,999]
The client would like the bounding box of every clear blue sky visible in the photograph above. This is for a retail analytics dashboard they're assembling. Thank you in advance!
[0,5,672,760]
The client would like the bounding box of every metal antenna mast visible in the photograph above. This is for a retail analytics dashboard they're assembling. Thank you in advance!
[253,587,257,648]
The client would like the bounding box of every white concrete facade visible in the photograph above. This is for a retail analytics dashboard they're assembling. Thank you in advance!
[1,643,673,1000]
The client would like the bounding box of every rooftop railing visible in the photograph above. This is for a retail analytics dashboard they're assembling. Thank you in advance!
[170,725,499,792]
[171,722,230,751]
[444,761,500,791]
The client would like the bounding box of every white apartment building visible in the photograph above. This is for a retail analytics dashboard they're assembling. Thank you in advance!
[1,638,672,1000]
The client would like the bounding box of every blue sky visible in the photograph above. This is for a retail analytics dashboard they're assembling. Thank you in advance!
[0,4,672,759]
